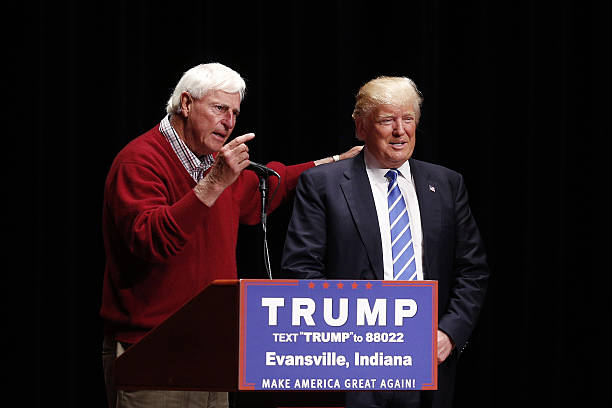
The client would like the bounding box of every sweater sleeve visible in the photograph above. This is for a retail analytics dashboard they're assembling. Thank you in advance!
[105,161,210,263]
[236,161,315,225]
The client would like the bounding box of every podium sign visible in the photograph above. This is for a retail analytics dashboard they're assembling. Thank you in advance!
[239,279,438,391]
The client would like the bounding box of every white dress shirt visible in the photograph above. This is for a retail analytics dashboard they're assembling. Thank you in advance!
[363,148,424,281]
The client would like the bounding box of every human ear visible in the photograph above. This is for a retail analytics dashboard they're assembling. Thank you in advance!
[179,92,193,118]
[354,118,365,142]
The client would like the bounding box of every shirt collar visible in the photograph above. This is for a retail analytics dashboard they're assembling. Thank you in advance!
[363,146,412,183]
[159,114,214,182]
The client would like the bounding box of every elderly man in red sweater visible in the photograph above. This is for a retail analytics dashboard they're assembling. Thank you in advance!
[100,62,360,408]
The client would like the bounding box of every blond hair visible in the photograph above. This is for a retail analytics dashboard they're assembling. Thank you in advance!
[352,76,423,122]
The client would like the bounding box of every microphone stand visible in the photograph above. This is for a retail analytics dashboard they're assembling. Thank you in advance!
[256,174,273,279]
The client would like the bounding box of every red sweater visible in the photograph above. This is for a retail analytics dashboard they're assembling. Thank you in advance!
[100,125,314,344]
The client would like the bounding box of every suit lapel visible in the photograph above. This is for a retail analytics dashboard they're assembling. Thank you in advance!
[339,153,384,280]
[410,159,441,281]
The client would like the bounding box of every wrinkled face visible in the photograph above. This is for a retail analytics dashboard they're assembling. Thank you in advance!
[356,103,417,168]
[180,90,241,156]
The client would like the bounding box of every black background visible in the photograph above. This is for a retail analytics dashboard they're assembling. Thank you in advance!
[5,1,604,406]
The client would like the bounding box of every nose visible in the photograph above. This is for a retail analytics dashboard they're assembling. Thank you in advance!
[392,118,405,136]
[221,111,236,130]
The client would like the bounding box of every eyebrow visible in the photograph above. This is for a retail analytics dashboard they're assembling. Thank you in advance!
[212,101,240,115]
[376,113,414,119]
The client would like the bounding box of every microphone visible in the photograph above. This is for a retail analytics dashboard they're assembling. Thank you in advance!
[247,161,280,178]
[247,160,280,280]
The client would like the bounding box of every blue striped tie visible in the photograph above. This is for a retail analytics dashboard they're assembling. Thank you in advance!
[386,170,417,280]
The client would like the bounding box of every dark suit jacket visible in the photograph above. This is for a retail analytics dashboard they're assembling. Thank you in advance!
[281,151,489,408]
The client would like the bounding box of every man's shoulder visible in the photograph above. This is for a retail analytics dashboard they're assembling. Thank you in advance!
[106,124,177,184]
[114,125,167,163]
[304,155,360,177]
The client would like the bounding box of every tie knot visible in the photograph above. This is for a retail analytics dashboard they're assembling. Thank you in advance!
[385,169,399,183]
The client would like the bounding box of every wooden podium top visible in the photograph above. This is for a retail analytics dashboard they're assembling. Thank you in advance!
[115,280,240,391]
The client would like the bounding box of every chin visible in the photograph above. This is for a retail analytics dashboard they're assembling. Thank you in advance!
[384,155,410,168]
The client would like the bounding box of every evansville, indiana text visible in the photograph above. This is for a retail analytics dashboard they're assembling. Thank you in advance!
[265,351,349,367]
[264,351,413,368]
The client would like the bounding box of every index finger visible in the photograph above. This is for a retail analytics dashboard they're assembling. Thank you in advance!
[230,133,256,147]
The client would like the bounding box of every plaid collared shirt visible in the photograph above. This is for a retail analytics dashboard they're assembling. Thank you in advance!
[159,115,215,182]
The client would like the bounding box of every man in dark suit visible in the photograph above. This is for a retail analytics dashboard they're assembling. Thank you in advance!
[281,76,489,408]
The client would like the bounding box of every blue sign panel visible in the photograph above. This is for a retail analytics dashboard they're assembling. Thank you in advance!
[239,279,438,391]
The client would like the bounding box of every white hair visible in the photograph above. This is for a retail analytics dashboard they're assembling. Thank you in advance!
[166,63,246,114]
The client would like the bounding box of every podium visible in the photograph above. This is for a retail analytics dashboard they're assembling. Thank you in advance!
[114,280,345,407]
[115,279,240,391]
[115,279,437,407]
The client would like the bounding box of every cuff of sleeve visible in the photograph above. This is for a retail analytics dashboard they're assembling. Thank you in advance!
[286,162,316,190]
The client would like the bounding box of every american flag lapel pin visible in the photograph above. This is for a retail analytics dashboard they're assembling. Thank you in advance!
[429,184,436,192]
